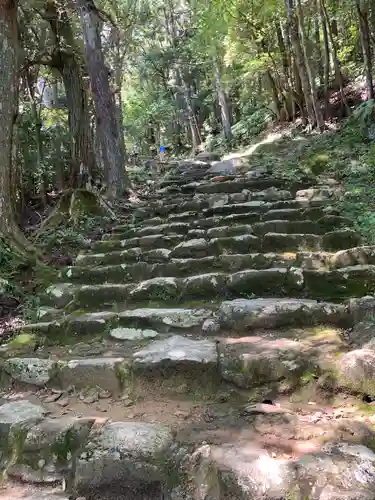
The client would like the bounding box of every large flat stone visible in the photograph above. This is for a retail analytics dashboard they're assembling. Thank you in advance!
[133,335,217,368]
[218,298,347,329]
[118,308,212,332]
[60,358,131,393]
[75,422,174,489]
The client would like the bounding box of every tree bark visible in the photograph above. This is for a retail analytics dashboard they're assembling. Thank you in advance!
[75,0,128,197]
[357,0,374,99]
[296,0,325,129]
[285,0,315,126]
[0,0,34,254]
[214,60,232,142]
[320,0,349,116]
[45,2,97,187]
[318,0,331,117]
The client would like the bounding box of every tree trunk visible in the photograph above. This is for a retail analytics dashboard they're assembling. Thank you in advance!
[318,0,331,118]
[0,0,34,254]
[75,0,128,197]
[285,0,315,126]
[177,67,201,152]
[357,0,374,99]
[320,0,349,116]
[60,54,97,185]
[45,2,97,187]
[214,60,232,142]
[296,0,325,129]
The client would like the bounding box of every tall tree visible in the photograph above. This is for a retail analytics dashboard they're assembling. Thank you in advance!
[75,0,128,198]
[0,0,33,254]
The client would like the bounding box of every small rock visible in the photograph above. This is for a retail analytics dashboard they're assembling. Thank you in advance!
[57,398,69,407]
[43,391,63,403]
[99,389,112,399]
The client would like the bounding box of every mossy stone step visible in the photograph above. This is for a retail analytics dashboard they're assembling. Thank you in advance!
[77,230,361,269]
[107,216,349,241]
[92,233,182,253]
[75,248,171,267]
[62,249,350,285]
[47,263,375,310]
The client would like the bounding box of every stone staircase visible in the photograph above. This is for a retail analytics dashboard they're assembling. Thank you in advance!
[3,165,375,499]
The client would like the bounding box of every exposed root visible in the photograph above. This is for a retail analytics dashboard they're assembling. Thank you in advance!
[34,189,116,238]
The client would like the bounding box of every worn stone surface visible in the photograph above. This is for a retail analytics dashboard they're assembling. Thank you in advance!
[133,335,217,367]
[218,298,347,329]
[4,358,59,387]
[75,421,174,489]
[118,307,212,331]
[218,336,313,389]
[0,401,47,440]
[60,358,131,393]
[337,348,375,396]
[110,327,159,341]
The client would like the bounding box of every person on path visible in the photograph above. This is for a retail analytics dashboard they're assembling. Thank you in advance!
[159,145,166,163]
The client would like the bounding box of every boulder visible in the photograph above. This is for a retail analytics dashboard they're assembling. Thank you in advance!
[74,421,174,490]
[195,152,222,162]
[206,159,238,176]
[173,442,375,500]
[337,348,375,396]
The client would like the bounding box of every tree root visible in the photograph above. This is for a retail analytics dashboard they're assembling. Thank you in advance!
[34,188,116,238]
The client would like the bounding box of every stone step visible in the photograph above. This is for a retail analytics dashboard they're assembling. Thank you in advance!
[93,228,360,256]
[141,187,295,209]
[77,233,363,270]
[11,296,355,350]
[3,318,346,393]
[132,206,339,229]
[45,263,375,310]
[107,217,350,241]
[66,246,373,284]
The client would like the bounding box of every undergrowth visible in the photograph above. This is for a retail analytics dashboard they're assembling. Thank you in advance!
[244,106,375,244]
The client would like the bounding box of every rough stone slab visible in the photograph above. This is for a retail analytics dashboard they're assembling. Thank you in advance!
[4,358,59,386]
[206,224,253,239]
[304,264,375,300]
[133,335,217,366]
[219,336,313,388]
[110,327,159,341]
[0,400,47,440]
[118,308,212,331]
[60,358,131,393]
[183,272,228,299]
[129,277,180,301]
[75,421,174,489]
[218,298,347,329]
[262,232,322,252]
[227,267,303,296]
[44,283,76,308]
[75,283,134,308]
[171,238,210,259]
[24,416,94,453]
